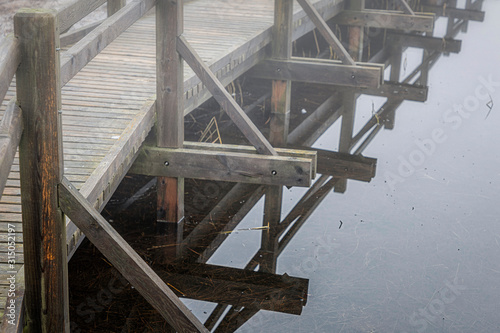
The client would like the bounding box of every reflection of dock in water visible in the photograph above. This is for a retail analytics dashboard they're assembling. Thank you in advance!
[0,0,485,331]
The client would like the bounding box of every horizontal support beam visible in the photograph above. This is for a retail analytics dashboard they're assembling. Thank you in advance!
[58,178,208,332]
[155,262,308,315]
[130,145,316,187]
[387,33,462,53]
[422,5,485,21]
[183,141,317,178]
[333,10,434,32]
[359,81,428,102]
[250,58,383,88]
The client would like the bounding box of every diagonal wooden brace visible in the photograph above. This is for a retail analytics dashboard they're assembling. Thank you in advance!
[296,0,356,65]
[58,178,208,333]
[176,36,277,156]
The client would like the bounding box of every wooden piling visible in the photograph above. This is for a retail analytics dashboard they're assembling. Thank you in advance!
[385,41,403,130]
[347,0,365,61]
[14,9,69,333]
[156,0,184,257]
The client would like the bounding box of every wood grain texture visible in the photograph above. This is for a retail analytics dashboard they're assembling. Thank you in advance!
[333,10,434,32]
[0,100,23,199]
[58,178,208,333]
[14,9,69,333]
[0,36,20,103]
[57,0,107,33]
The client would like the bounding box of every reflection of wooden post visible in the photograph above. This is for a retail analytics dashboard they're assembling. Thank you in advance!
[156,0,184,261]
[107,0,125,16]
[385,42,402,130]
[15,9,69,332]
[261,0,293,273]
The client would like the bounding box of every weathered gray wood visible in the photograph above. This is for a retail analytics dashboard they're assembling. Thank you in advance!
[312,147,376,181]
[421,4,484,21]
[14,9,69,333]
[346,0,365,61]
[360,81,428,102]
[386,42,403,130]
[58,178,208,333]
[0,36,20,103]
[57,0,107,33]
[333,10,434,32]
[66,98,156,260]
[335,90,356,193]
[59,20,103,47]
[250,58,383,88]
[107,0,126,16]
[130,146,314,187]
[0,266,24,333]
[177,36,278,156]
[0,100,23,199]
[296,0,355,65]
[155,262,308,315]
[60,0,156,86]
[387,32,462,53]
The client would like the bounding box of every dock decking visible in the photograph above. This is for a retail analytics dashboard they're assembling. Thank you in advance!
[0,0,344,319]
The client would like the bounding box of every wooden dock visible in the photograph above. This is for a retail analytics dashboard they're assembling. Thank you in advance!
[0,0,485,331]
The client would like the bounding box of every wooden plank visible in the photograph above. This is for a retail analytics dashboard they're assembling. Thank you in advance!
[360,81,428,102]
[0,101,23,200]
[130,146,314,187]
[0,36,20,103]
[296,0,355,65]
[66,98,156,259]
[399,0,415,15]
[250,58,383,88]
[14,9,69,332]
[60,0,156,86]
[58,178,208,333]
[155,262,308,315]
[421,4,485,21]
[387,33,462,53]
[60,20,104,47]
[333,10,434,32]
[156,0,185,235]
[177,36,278,156]
[57,0,107,33]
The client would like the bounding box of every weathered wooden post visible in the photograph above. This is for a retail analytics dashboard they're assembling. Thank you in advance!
[107,0,126,16]
[347,0,365,61]
[14,9,69,333]
[261,0,293,273]
[385,41,403,130]
[156,0,184,261]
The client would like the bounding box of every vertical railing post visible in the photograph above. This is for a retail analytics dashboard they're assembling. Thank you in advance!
[156,0,184,262]
[14,9,69,333]
[107,0,126,16]
[261,0,293,273]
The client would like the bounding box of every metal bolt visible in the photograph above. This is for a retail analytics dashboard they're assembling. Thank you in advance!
[271,170,277,176]
[164,161,170,166]
[351,74,356,79]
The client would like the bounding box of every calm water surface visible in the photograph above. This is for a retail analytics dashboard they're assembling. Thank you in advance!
[183,1,500,332]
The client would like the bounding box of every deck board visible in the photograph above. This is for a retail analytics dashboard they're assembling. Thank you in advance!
[0,0,345,317]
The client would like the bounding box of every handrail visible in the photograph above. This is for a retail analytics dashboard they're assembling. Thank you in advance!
[0,100,23,200]
[0,35,20,103]
[57,0,107,33]
[60,0,156,86]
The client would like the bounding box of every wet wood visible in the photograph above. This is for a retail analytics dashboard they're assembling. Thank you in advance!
[177,36,278,156]
[0,36,20,103]
[130,146,314,187]
[333,10,434,32]
[14,9,69,332]
[297,0,355,65]
[155,262,308,315]
[0,101,23,199]
[251,58,383,88]
[58,178,208,332]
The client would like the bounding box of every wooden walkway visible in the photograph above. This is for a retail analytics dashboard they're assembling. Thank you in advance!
[0,0,345,319]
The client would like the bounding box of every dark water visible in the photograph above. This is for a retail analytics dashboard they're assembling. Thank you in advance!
[68,1,500,332]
